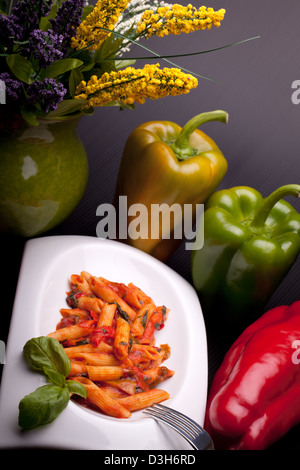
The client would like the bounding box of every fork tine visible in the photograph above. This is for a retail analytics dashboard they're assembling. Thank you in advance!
[145,407,196,439]
[151,403,202,436]
[143,403,214,450]
[144,408,199,450]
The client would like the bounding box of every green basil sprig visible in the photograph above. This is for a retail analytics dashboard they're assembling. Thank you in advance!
[18,336,87,431]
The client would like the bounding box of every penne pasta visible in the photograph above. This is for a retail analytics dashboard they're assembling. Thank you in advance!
[103,379,136,396]
[127,343,169,370]
[98,385,128,400]
[98,278,143,309]
[113,317,130,361]
[144,366,175,387]
[73,377,131,418]
[48,272,174,419]
[47,324,95,342]
[89,276,137,322]
[70,274,93,296]
[128,283,154,305]
[60,308,90,320]
[86,365,123,381]
[64,342,113,357]
[139,306,169,344]
[80,271,93,285]
[131,303,156,338]
[69,352,119,366]
[117,389,170,411]
[77,296,104,314]
[69,361,87,376]
[97,302,117,327]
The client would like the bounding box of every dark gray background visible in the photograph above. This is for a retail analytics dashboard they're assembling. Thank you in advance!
[2,0,300,450]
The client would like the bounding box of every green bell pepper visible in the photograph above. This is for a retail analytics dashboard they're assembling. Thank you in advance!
[191,184,300,334]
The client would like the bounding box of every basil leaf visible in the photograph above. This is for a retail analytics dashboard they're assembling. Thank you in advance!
[18,385,70,430]
[141,311,148,329]
[40,58,83,79]
[65,380,87,398]
[112,302,130,323]
[6,54,35,84]
[23,336,71,386]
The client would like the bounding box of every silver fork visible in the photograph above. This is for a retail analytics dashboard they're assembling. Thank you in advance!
[143,403,214,450]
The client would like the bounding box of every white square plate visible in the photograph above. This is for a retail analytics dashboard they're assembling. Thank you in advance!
[0,236,207,450]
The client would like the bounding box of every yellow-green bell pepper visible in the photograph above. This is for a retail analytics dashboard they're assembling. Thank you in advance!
[113,110,228,261]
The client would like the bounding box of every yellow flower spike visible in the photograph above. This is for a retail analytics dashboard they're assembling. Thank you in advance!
[71,0,130,51]
[136,4,225,38]
[74,64,198,108]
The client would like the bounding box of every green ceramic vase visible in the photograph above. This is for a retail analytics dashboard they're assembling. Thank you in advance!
[0,113,88,237]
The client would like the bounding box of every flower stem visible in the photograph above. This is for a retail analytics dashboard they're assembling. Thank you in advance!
[8,0,13,14]
[95,27,218,81]
[96,36,261,62]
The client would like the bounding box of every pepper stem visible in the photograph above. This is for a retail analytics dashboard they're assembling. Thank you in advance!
[171,110,228,161]
[250,184,300,230]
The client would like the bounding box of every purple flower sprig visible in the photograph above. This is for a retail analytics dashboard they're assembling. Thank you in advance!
[27,78,67,114]
[0,72,67,115]
[0,72,23,105]
[50,0,85,55]
[29,29,65,68]
[1,0,86,65]
[0,0,85,57]
[0,0,104,121]
[0,0,53,50]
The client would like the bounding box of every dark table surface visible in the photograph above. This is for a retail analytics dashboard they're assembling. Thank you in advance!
[1,0,300,450]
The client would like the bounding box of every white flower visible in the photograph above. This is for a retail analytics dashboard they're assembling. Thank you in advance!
[115,0,171,54]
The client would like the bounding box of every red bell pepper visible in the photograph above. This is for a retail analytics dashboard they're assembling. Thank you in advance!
[204,301,300,450]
